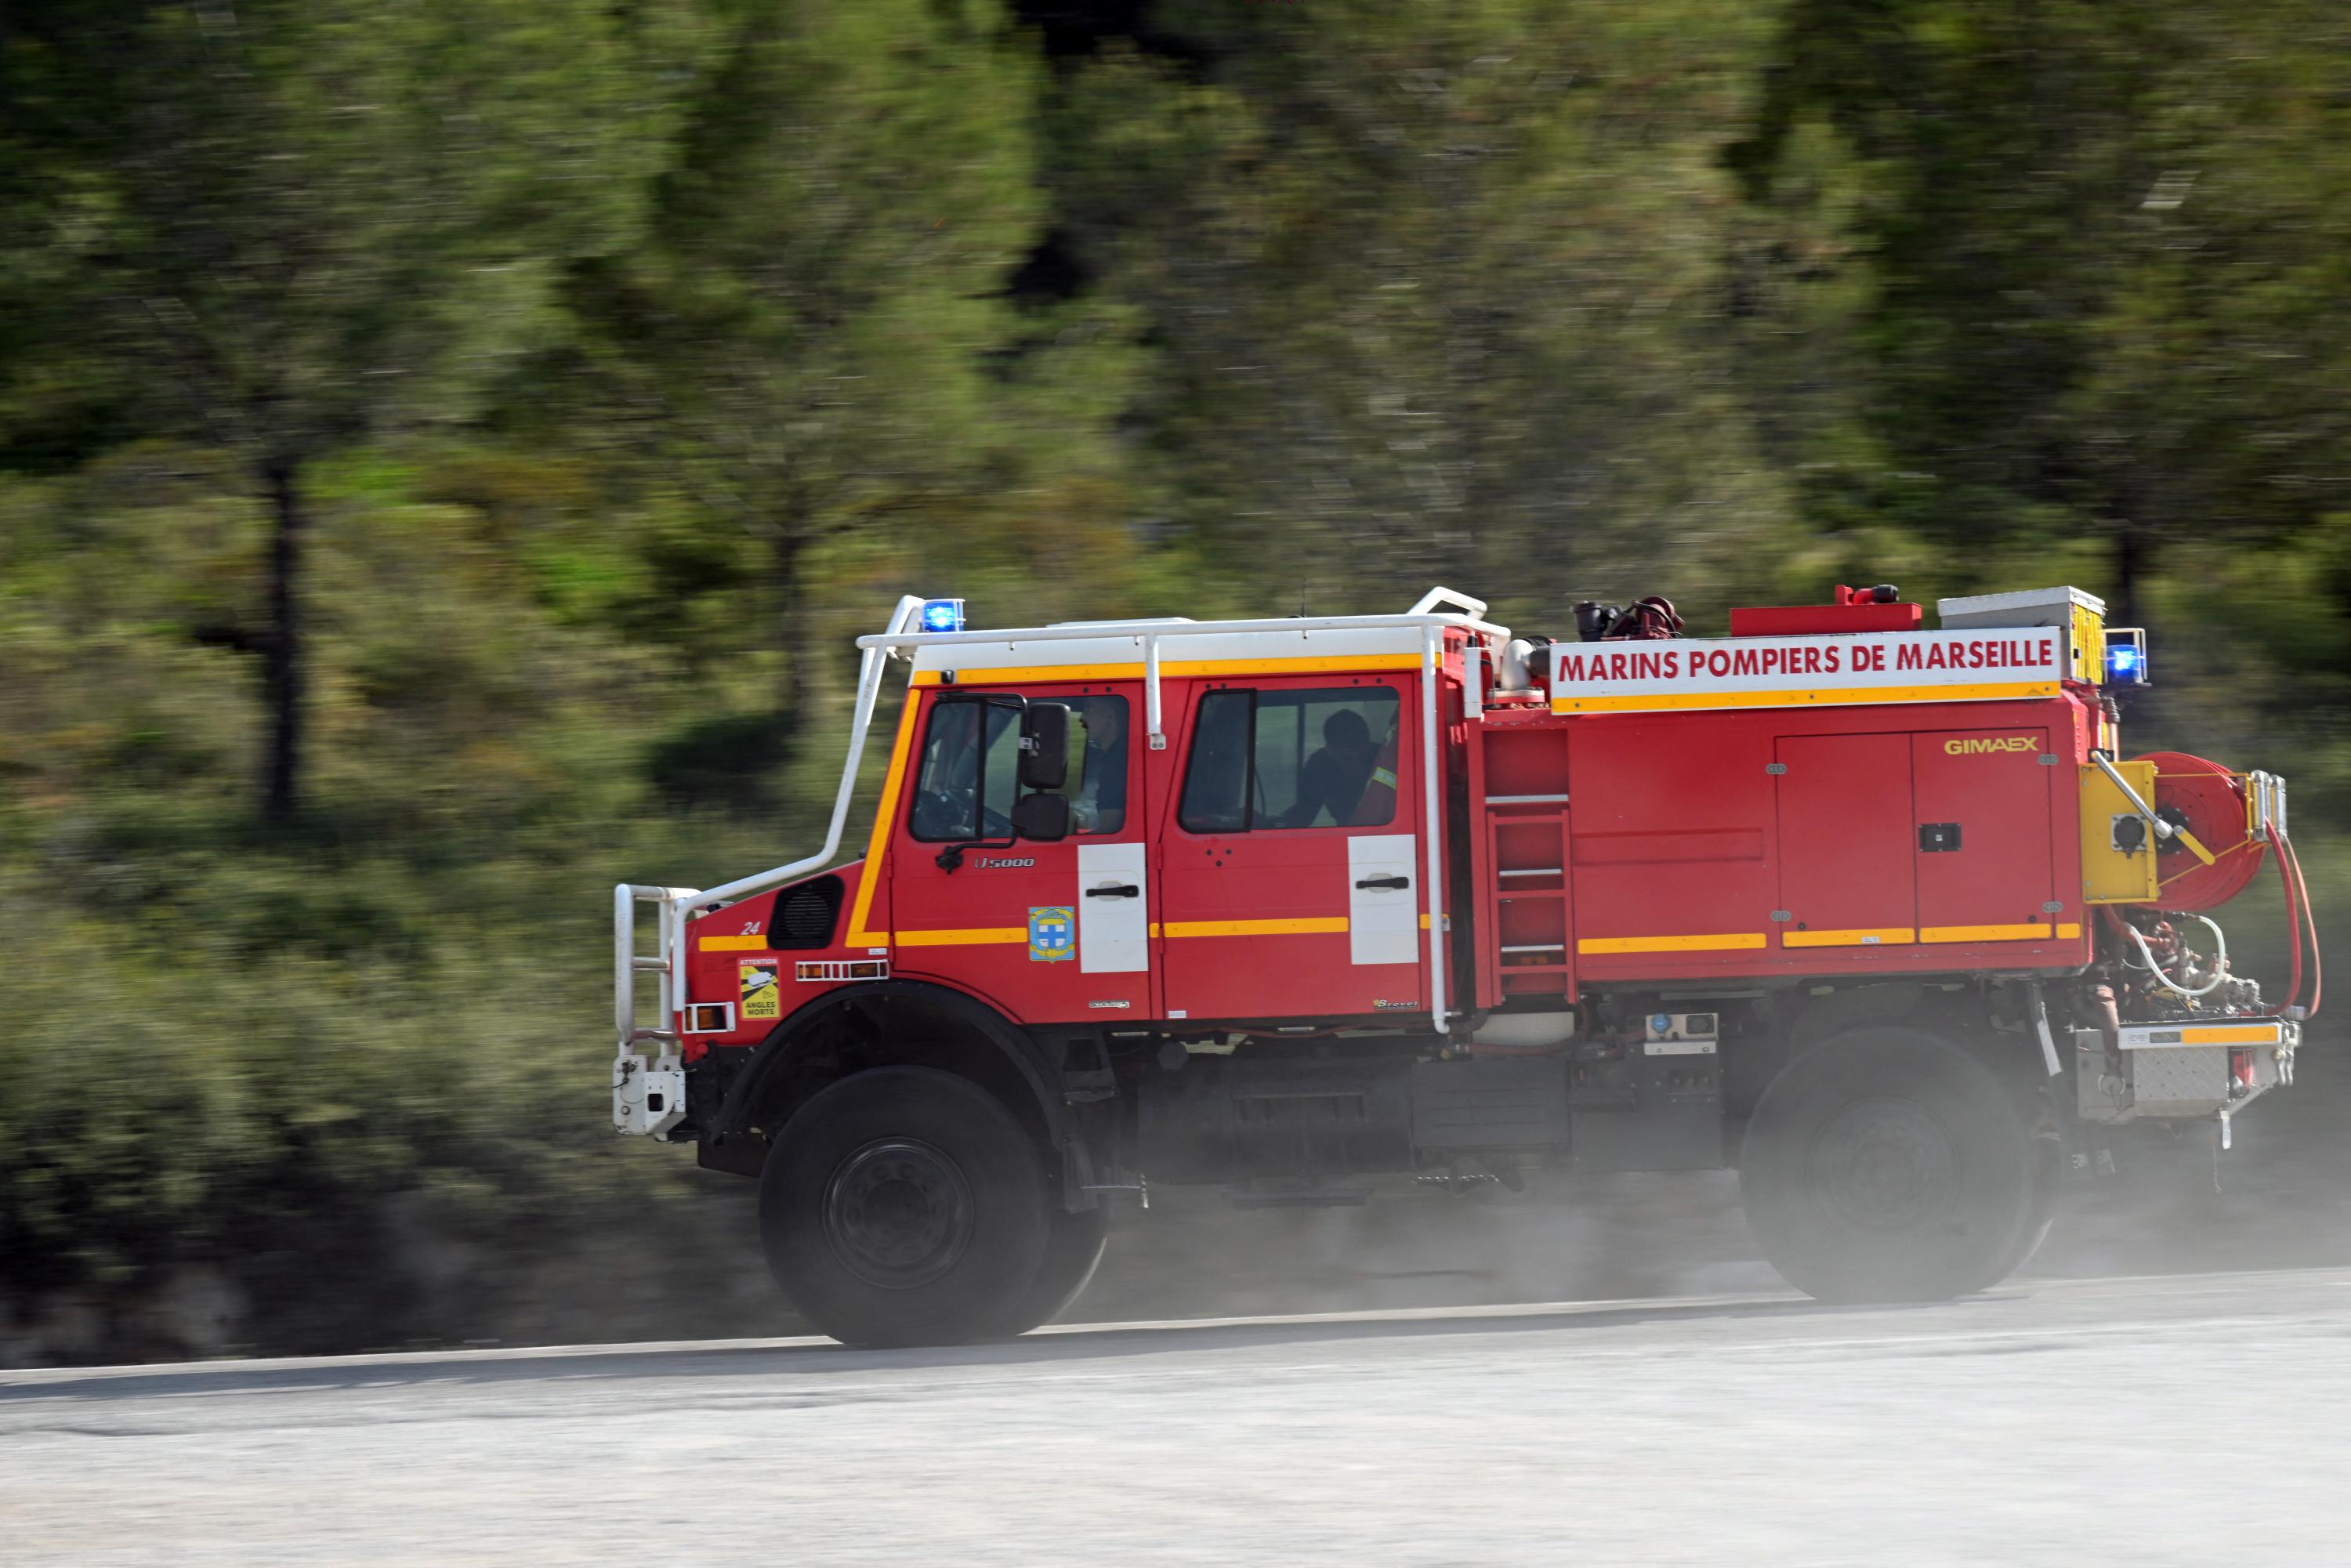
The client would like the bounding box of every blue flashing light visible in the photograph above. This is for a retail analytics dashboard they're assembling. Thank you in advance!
[2103,630,2149,686]
[920,598,965,634]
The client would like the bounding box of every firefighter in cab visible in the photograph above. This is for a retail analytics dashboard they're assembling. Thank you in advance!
[1284,708,1397,826]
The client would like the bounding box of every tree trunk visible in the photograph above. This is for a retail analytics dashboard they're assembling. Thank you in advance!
[262,458,306,826]
[2111,521,2153,632]
[773,511,812,744]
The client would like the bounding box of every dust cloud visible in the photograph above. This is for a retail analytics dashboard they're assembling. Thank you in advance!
[7,1041,2338,1364]
[1078,1032,2351,1324]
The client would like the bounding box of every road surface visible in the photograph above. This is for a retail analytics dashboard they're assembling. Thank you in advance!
[4,1267,2348,1566]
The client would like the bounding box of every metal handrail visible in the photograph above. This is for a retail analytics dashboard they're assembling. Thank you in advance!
[614,883,698,1059]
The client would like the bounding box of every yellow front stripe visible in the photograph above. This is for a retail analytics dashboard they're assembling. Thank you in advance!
[893,927,1027,947]
[846,698,924,947]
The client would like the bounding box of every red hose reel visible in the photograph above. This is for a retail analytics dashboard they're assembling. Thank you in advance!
[2125,750,2320,1019]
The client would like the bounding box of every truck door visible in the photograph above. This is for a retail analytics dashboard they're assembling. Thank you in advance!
[1774,732,1918,949]
[1158,676,1422,1020]
[1913,728,2059,942]
[889,683,1150,1023]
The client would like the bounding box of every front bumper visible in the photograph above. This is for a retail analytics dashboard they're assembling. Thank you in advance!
[614,1056,687,1139]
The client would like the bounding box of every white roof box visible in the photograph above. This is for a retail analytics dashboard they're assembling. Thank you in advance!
[1936,585,2104,630]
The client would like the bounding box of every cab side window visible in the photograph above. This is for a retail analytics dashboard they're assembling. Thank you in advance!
[910,693,1130,841]
[909,697,1019,842]
[1065,695,1129,835]
[1178,686,1400,832]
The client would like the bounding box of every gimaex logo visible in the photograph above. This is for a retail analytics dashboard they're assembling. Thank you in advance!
[1943,736,2037,755]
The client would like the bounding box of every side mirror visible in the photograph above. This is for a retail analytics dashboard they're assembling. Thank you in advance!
[1019,702,1070,791]
[1011,791,1070,842]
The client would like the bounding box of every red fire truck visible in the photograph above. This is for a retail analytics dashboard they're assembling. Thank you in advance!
[613,584,2317,1346]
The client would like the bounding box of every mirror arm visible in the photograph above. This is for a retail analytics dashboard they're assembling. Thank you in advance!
[932,690,1030,871]
[935,823,1021,873]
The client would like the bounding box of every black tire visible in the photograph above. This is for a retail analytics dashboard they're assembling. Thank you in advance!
[759,1066,1052,1348]
[1005,1204,1110,1334]
[1739,1027,2045,1303]
[1991,1129,2064,1281]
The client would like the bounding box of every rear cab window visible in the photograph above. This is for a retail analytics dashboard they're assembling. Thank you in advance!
[1178,686,1401,832]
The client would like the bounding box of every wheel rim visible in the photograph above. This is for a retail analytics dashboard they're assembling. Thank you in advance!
[1809,1095,1960,1235]
[822,1139,975,1289]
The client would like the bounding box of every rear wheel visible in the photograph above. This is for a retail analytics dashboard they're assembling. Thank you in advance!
[760,1066,1052,1348]
[1993,1128,2064,1280]
[1740,1027,2046,1303]
[1007,1204,1110,1333]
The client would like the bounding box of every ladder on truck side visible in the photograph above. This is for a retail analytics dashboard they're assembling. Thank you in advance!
[1472,719,1576,1002]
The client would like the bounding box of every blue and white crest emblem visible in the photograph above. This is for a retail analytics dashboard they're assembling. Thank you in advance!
[1027,906,1076,963]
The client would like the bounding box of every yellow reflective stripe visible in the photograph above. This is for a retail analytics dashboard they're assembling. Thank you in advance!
[1920,922,2053,943]
[2176,1025,2282,1045]
[2056,922,2081,939]
[911,654,1421,686]
[846,698,923,947]
[1780,928,1914,948]
[1164,917,1349,938]
[1370,767,1398,787]
[893,927,1028,947]
[1551,680,2057,715]
[1578,932,1766,954]
[699,934,768,951]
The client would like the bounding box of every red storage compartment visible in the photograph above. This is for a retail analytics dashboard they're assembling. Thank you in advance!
[1773,732,1917,948]
[1911,727,2059,942]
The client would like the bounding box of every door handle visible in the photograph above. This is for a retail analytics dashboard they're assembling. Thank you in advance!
[1355,875,1411,890]
[1085,883,1140,898]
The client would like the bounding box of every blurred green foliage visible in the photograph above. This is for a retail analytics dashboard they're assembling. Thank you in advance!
[1,0,2347,1355]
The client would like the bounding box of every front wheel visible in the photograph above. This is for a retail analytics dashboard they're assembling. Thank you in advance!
[760,1066,1052,1348]
[1740,1027,2049,1303]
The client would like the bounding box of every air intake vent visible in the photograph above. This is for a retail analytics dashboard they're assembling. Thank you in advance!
[773,876,844,950]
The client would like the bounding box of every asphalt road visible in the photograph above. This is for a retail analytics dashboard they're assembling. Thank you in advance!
[4,1268,2348,1566]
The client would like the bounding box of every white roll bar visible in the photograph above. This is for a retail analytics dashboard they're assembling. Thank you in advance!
[1419,623,1449,1030]
[857,604,1512,756]
[614,593,926,1064]
[857,599,1510,1036]
[1408,585,1490,618]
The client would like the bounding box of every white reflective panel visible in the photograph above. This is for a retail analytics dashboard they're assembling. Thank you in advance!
[1078,842,1150,974]
[1348,834,1419,966]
